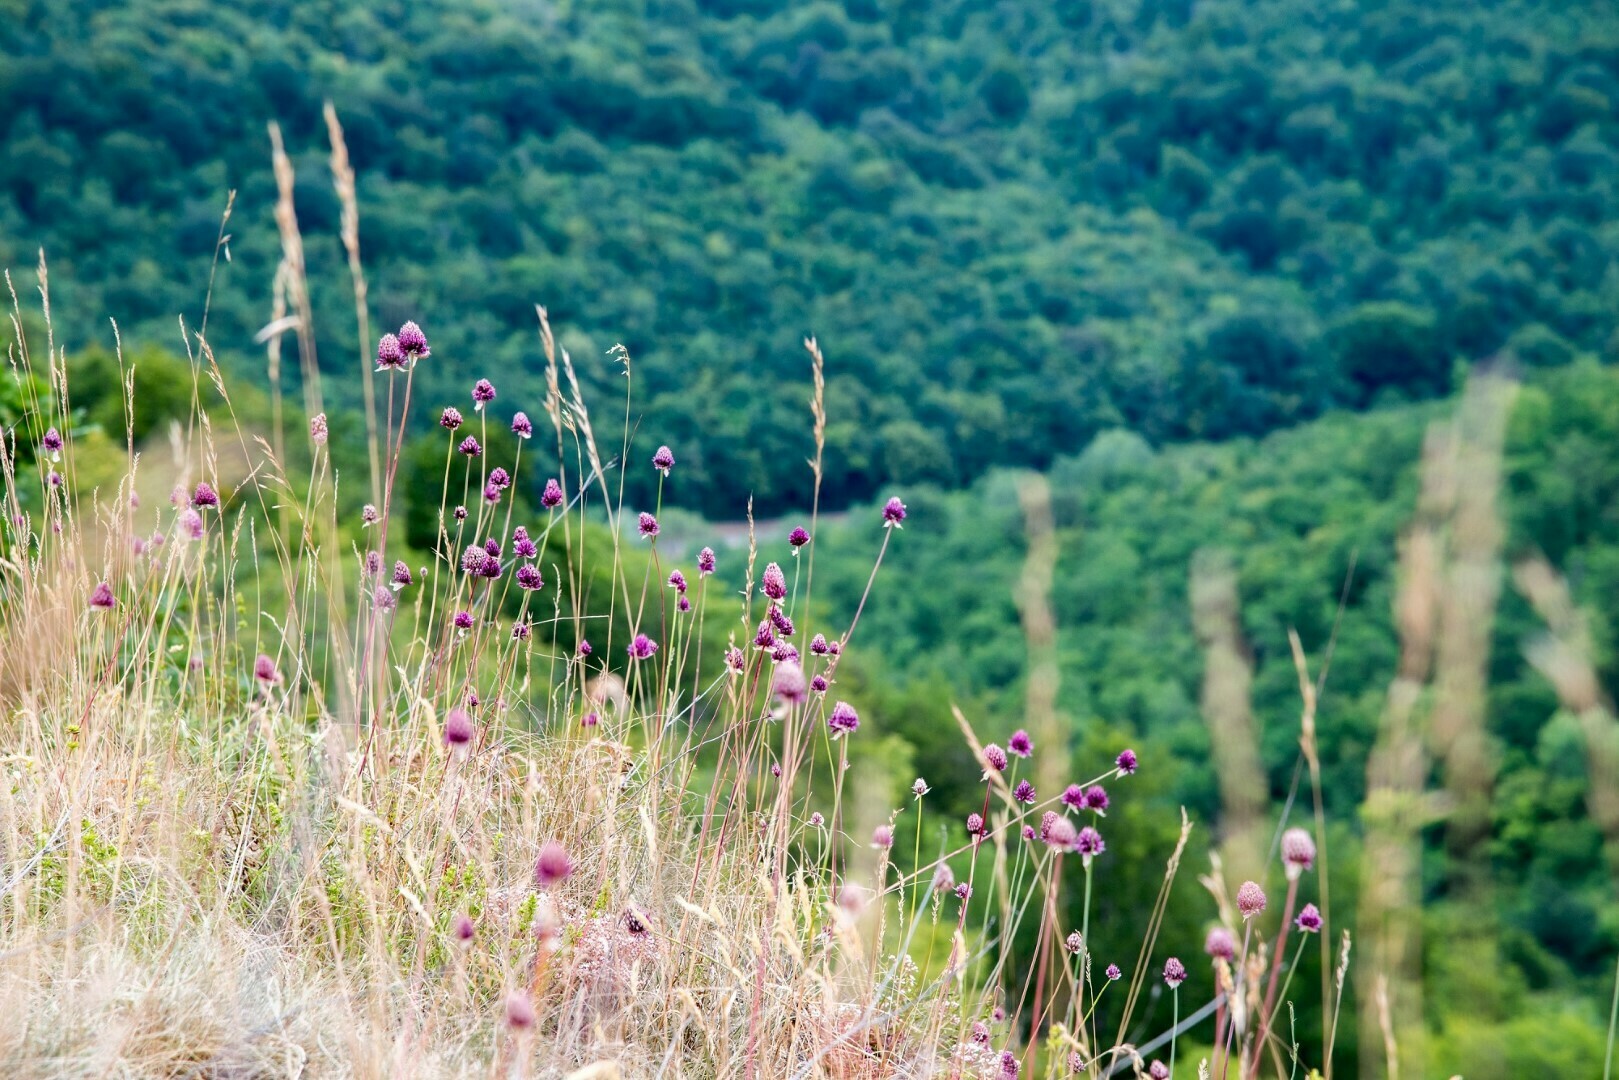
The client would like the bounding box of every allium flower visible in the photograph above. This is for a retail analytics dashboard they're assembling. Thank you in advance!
[541,478,563,508]
[361,504,380,527]
[396,321,429,361]
[1013,780,1036,804]
[581,711,599,727]
[966,813,987,838]
[484,535,501,557]
[998,1050,1020,1077]
[374,584,397,612]
[440,407,463,430]
[912,778,930,797]
[1281,827,1317,879]
[761,562,787,601]
[443,708,474,747]
[1106,964,1122,981]
[483,481,501,504]
[828,639,841,655]
[516,564,543,591]
[984,744,1009,772]
[453,914,475,941]
[459,547,487,576]
[471,379,496,410]
[1205,926,1236,960]
[954,882,972,900]
[375,332,404,370]
[1008,729,1033,758]
[457,436,481,458]
[1295,902,1323,933]
[512,620,531,640]
[810,633,830,655]
[453,610,474,631]
[392,561,412,591]
[1075,826,1106,859]
[970,1022,990,1045]
[637,512,659,538]
[534,840,573,888]
[770,763,782,778]
[871,825,894,849]
[577,639,592,657]
[253,653,279,683]
[697,547,715,575]
[1149,1061,1170,1080]
[191,482,219,508]
[809,812,825,828]
[1162,958,1188,990]
[1083,785,1110,814]
[1060,784,1085,810]
[668,569,687,594]
[511,411,533,439]
[1115,748,1138,776]
[788,526,810,548]
[627,633,658,660]
[753,620,776,651]
[1065,931,1083,954]
[724,646,745,673]
[651,445,675,474]
[773,661,807,703]
[882,496,907,527]
[513,527,537,558]
[1237,880,1267,919]
[769,606,795,638]
[453,505,468,521]
[828,700,860,736]
[310,414,328,445]
[42,427,63,459]
[1022,825,1036,840]
[1044,816,1077,849]
[489,467,511,490]
[810,674,828,693]
[772,643,794,663]
[89,581,117,609]
[504,991,534,1029]
[179,509,204,540]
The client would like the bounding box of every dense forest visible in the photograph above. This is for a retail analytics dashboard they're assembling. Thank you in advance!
[3,0,1618,516]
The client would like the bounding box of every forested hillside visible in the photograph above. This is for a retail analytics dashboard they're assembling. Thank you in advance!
[3,0,1618,516]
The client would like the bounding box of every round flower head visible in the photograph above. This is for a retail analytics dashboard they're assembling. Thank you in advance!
[1115,748,1138,775]
[516,564,543,591]
[1149,1062,1170,1080]
[881,496,907,527]
[828,700,860,736]
[1008,729,1033,758]
[1013,780,1036,804]
[1295,902,1323,933]
[809,811,825,828]
[375,332,404,370]
[361,503,380,527]
[513,528,538,559]
[309,414,328,445]
[471,379,496,410]
[1106,963,1122,981]
[392,561,413,591]
[453,610,474,631]
[697,547,716,575]
[42,427,63,458]
[1163,956,1187,989]
[970,1022,990,1045]
[752,620,776,651]
[769,606,795,638]
[373,584,397,612]
[443,707,474,747]
[984,744,1009,772]
[439,407,463,430]
[89,581,117,609]
[627,633,658,660]
[966,813,987,838]
[773,660,807,703]
[489,467,511,490]
[761,562,787,602]
[396,321,429,360]
[954,882,972,900]
[770,762,782,778]
[999,1050,1020,1077]
[810,674,827,693]
[638,512,659,538]
[453,914,475,942]
[651,445,675,474]
[511,411,533,439]
[724,646,745,673]
[504,991,534,1029]
[457,436,481,458]
[1075,825,1106,860]
[539,478,563,508]
[1083,785,1110,814]
[1060,784,1085,810]
[912,777,930,797]
[483,482,501,505]
[668,569,687,594]
[453,505,468,521]
[577,639,592,657]
[512,620,531,640]
[871,824,894,849]
[788,526,810,548]
[1237,880,1267,919]
[191,482,219,508]
[581,711,599,727]
[1065,931,1083,955]
[809,633,830,655]
[253,653,279,683]
[534,840,573,888]
[480,555,503,580]
[1281,827,1317,879]
[1205,926,1236,960]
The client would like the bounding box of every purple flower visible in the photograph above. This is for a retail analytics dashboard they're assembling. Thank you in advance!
[535,840,573,887]
[768,605,794,638]
[516,565,543,591]
[724,646,745,673]
[457,436,481,458]
[697,547,716,575]
[809,811,825,828]
[392,561,413,590]
[191,482,219,508]
[651,445,675,474]
[453,505,468,521]
[375,332,404,370]
[1295,902,1323,933]
[540,479,564,508]
[89,581,116,610]
[1008,729,1033,758]
[253,653,279,683]
[627,633,658,660]
[396,321,429,361]
[1149,1062,1169,1080]
[954,882,972,901]
[970,1022,990,1045]
[828,701,860,736]
[179,509,204,540]
[809,633,830,655]
[1083,785,1109,814]
[310,414,328,445]
[1060,784,1085,810]
[1205,926,1236,960]
[42,427,63,456]
[374,584,397,612]
[882,496,907,528]
[513,527,538,559]
[638,512,659,538]
[772,643,794,662]
[998,1050,1020,1077]
[443,707,474,747]
[1163,958,1187,990]
[1013,780,1036,804]
[810,674,828,693]
[774,660,807,702]
[581,711,599,727]
[505,992,534,1029]
[360,504,380,528]
[489,467,511,490]
[1065,931,1084,954]
[1237,880,1267,919]
[483,482,502,504]
[678,595,691,612]
[453,611,474,631]
[1115,748,1138,776]
[1075,826,1105,859]
[440,407,463,430]
[966,813,986,838]
[453,914,476,941]
[484,537,501,558]
[788,526,810,548]
[871,825,894,849]
[668,569,687,594]
[751,618,776,651]
[511,411,533,439]
[46,470,63,488]
[577,639,592,657]
[761,562,787,602]
[512,620,531,640]
[1044,816,1077,849]
[1106,963,1122,981]
[471,379,496,410]
[984,744,1008,773]
[1282,827,1317,878]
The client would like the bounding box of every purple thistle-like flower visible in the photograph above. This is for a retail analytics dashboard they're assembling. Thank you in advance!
[535,840,573,888]
[309,413,328,446]
[375,332,404,370]
[513,527,538,559]
[1045,816,1078,849]
[1106,963,1122,981]
[1206,926,1237,960]
[668,569,687,594]
[481,555,502,579]
[581,711,599,727]
[1083,785,1110,814]
[998,1050,1020,1077]
[871,824,894,849]
[505,991,534,1029]
[1013,780,1036,804]
[484,537,501,558]
[460,547,487,575]
[396,321,429,360]
[984,744,1009,772]
[444,707,474,747]
[1065,931,1083,954]
[512,620,531,640]
[697,546,716,575]
[761,562,787,602]
[1115,748,1138,776]
[541,479,563,508]
[678,595,691,612]
[753,620,776,651]
[483,482,502,504]
[42,427,63,456]
[788,526,811,548]
[392,561,413,590]
[511,411,533,439]
[191,482,219,508]
[361,503,380,526]
[46,470,63,488]
[828,701,860,736]
[1060,784,1086,810]
[772,643,794,662]
[457,436,481,458]
[966,813,986,838]
[454,611,474,631]
[810,674,828,693]
[627,633,658,660]
[1296,902,1323,933]
[1237,880,1267,919]
[179,509,204,540]
[577,639,593,657]
[1282,827,1317,878]
[970,1022,990,1045]
[808,811,825,828]
[1008,729,1033,758]
[651,445,675,473]
[453,914,476,941]
[374,584,397,612]
[1075,826,1105,859]
[1022,824,1036,841]
[253,653,279,683]
[725,646,745,673]
[769,605,795,638]
[489,467,511,490]
[453,505,468,521]
[471,379,496,410]
[1163,957,1187,989]
[774,660,807,703]
[954,882,972,901]
[809,633,830,655]
[1149,1062,1169,1080]
[440,407,463,430]
[516,564,543,591]
[89,581,117,609]
[882,496,907,528]
[638,512,659,538]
